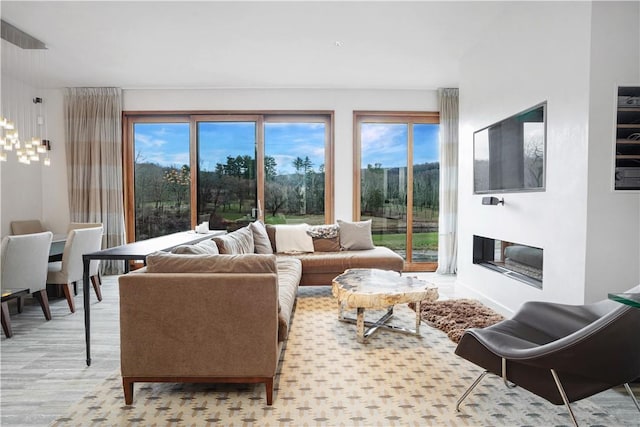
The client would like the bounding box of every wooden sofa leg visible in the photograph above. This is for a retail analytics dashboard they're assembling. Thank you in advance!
[123,378,134,405]
[265,377,274,405]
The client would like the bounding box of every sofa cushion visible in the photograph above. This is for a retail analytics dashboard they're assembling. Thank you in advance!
[275,257,302,342]
[213,226,255,254]
[172,238,220,255]
[249,221,274,254]
[307,224,341,252]
[287,246,404,276]
[338,219,374,250]
[146,252,277,274]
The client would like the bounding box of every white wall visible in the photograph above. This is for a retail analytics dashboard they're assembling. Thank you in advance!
[457,1,640,313]
[123,88,438,223]
[585,1,640,301]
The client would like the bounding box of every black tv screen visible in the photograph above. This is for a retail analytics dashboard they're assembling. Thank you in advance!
[474,103,546,194]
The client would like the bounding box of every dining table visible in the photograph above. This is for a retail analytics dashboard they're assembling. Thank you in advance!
[48,233,67,261]
[81,230,225,366]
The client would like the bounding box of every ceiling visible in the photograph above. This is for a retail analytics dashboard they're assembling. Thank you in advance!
[1,1,508,90]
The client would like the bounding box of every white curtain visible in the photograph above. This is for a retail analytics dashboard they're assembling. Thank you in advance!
[436,88,459,274]
[64,87,125,274]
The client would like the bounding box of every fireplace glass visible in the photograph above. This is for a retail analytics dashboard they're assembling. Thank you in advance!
[473,235,543,288]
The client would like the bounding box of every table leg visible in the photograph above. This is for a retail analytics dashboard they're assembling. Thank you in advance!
[1,301,13,338]
[356,307,365,343]
[83,258,91,366]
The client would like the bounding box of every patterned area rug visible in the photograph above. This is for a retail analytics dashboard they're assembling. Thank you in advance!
[51,287,624,426]
[410,299,505,343]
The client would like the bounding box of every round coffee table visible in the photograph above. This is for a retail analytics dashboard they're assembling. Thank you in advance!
[332,268,439,343]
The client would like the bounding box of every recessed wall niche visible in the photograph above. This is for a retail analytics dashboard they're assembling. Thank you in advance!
[473,235,543,289]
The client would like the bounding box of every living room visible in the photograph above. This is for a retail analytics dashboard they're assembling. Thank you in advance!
[1,1,639,426]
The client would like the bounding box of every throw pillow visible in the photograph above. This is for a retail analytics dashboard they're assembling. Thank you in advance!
[249,221,274,254]
[265,224,277,252]
[274,224,314,254]
[307,224,340,252]
[196,238,220,254]
[337,219,374,250]
[212,226,255,254]
[172,244,209,255]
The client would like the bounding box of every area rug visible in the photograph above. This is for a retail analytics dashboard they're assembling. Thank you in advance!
[410,299,505,343]
[51,287,624,426]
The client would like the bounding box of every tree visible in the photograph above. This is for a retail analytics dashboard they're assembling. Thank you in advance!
[164,165,190,214]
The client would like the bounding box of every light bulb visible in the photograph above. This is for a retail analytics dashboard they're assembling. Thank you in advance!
[43,157,51,166]
[0,151,6,161]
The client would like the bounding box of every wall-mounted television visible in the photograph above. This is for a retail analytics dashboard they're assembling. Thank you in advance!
[474,102,546,194]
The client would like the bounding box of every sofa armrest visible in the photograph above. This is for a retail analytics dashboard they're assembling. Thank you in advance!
[119,272,279,378]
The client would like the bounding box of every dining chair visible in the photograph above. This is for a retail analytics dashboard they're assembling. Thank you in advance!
[67,222,104,300]
[47,226,103,313]
[1,232,54,325]
[10,220,46,235]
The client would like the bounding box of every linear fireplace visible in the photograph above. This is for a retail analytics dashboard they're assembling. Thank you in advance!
[473,235,543,289]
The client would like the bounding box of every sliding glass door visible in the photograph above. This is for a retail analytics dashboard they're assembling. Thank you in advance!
[355,112,439,271]
[130,120,191,241]
[124,112,334,242]
[197,117,259,231]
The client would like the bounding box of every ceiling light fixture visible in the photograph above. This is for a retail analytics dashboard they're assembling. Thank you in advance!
[0,19,51,165]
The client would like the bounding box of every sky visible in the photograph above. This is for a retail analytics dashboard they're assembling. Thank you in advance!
[361,123,439,168]
[134,121,439,174]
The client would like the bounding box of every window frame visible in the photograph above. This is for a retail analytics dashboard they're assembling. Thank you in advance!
[123,110,334,243]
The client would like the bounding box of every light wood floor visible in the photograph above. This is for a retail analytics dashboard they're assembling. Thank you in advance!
[1,275,638,426]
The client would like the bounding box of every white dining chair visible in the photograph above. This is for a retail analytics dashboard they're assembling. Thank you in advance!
[67,223,104,300]
[1,232,54,322]
[47,226,103,313]
[10,220,46,235]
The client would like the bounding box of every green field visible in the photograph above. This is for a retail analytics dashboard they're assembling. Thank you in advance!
[373,232,438,250]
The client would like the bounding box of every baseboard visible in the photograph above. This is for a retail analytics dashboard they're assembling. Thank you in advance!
[453,278,515,318]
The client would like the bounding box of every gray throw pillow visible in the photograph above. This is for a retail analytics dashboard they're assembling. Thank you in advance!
[196,239,220,254]
[337,219,374,250]
[172,245,209,255]
[249,221,274,254]
[212,226,255,254]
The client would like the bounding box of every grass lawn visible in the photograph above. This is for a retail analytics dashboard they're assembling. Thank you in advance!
[373,232,438,250]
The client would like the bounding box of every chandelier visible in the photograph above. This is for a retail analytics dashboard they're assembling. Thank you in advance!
[0,20,51,165]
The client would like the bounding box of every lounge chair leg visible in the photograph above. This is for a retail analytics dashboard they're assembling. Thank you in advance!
[550,369,578,427]
[624,383,640,412]
[501,358,517,388]
[456,370,488,412]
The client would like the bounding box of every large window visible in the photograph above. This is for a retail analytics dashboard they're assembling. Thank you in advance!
[124,112,333,242]
[354,112,439,271]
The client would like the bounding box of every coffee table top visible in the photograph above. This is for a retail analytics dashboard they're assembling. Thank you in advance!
[332,268,438,310]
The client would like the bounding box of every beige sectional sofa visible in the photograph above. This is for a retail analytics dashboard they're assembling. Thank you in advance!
[118,221,404,405]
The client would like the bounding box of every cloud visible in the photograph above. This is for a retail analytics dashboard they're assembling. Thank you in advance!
[135,132,168,148]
